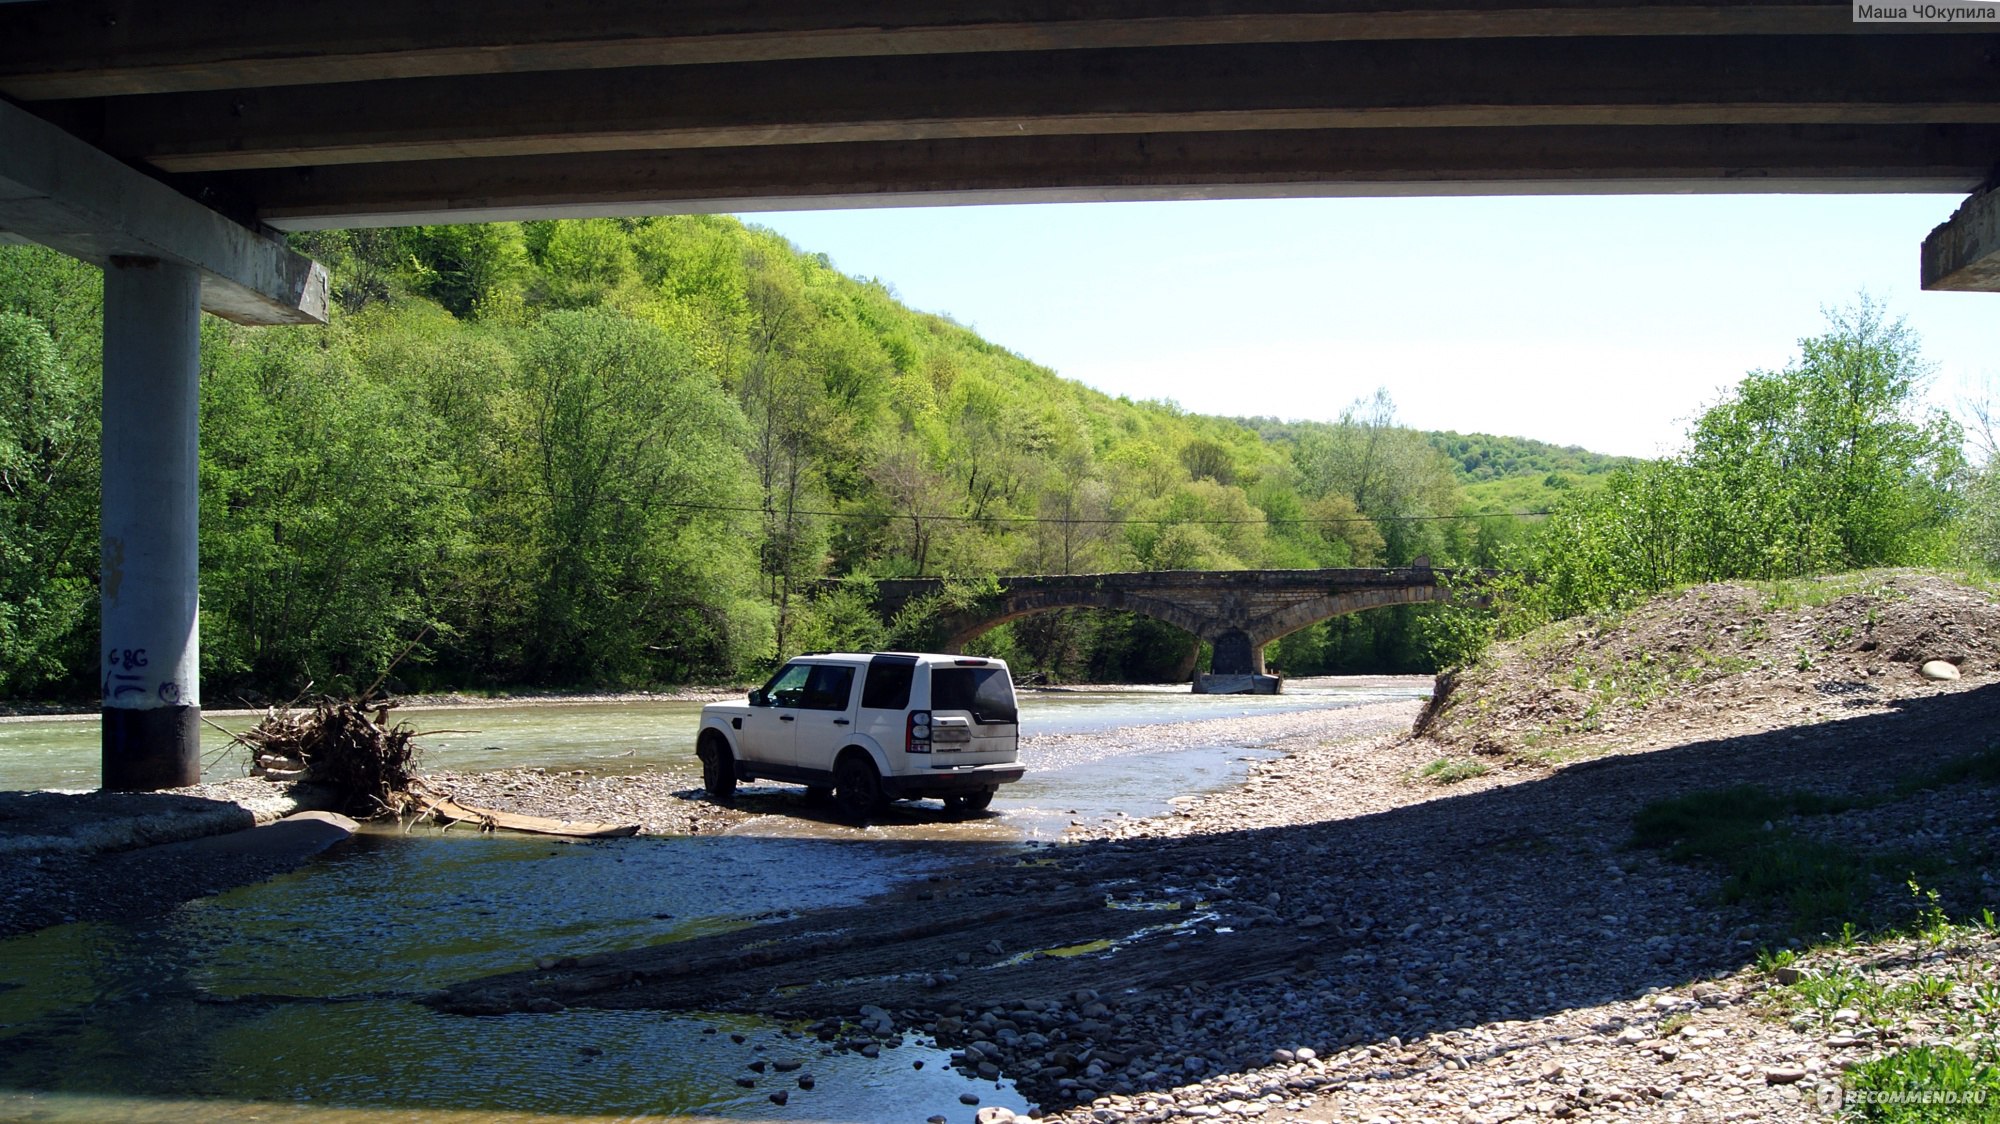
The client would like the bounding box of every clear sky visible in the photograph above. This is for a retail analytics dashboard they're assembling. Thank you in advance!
[744,195,1996,459]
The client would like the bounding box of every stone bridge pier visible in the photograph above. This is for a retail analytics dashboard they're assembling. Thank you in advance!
[864,566,1462,692]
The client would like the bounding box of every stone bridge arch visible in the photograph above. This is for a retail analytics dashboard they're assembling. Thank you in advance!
[934,588,1213,653]
[862,567,1470,684]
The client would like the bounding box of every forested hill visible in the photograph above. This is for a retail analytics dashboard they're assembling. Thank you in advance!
[1243,418,1637,483]
[0,217,1616,699]
[1424,431,1638,482]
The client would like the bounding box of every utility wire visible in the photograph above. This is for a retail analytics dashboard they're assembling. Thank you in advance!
[414,478,1552,527]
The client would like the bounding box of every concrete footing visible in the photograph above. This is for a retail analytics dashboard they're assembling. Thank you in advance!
[1193,673,1282,695]
[100,706,202,791]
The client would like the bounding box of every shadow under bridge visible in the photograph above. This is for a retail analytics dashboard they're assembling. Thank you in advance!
[861,565,1481,686]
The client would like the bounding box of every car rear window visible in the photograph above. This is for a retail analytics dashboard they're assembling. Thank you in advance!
[861,656,916,710]
[930,667,1017,724]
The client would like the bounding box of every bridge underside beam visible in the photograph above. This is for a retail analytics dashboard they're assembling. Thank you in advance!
[1923,186,2000,292]
[0,98,327,325]
[0,2,1864,100]
[203,121,2000,230]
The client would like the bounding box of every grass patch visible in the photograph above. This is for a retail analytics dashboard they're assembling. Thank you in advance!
[1903,748,2000,793]
[1417,757,1490,785]
[1630,749,2000,938]
[1755,571,1914,612]
[1843,1046,2000,1122]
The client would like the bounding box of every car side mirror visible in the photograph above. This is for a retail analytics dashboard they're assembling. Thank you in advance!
[748,688,768,707]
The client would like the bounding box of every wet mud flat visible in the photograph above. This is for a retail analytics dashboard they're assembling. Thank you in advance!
[428,680,2000,1123]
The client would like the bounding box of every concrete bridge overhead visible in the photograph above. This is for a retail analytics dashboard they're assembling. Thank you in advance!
[868,567,1465,678]
[1,1,1997,785]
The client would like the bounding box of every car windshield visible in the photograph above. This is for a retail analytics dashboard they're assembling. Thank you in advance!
[930,666,1017,724]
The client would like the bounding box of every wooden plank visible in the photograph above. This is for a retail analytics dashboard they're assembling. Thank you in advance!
[51,35,2000,173]
[0,2,1862,100]
[206,123,2000,230]
[424,796,641,839]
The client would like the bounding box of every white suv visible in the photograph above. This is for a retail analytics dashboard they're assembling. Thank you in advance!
[696,652,1025,821]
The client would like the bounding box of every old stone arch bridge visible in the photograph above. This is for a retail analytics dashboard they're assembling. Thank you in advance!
[864,566,1475,682]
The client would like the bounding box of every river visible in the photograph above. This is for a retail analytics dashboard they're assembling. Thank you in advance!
[0,678,1427,1122]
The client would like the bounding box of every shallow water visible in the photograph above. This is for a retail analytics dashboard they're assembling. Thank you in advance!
[0,680,1426,1121]
[0,830,1031,1122]
[0,679,1425,794]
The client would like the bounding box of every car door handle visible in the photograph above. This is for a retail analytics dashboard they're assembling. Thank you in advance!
[833,718,850,726]
[779,715,794,722]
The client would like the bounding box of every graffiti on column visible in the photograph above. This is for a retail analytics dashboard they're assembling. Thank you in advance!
[104,646,148,701]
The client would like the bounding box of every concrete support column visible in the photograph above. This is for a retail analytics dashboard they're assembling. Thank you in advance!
[1206,629,1265,677]
[100,256,203,791]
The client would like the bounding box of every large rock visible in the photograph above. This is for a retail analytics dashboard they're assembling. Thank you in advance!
[1920,659,1961,681]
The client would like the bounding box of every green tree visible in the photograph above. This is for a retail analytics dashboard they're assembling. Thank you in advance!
[507,309,759,682]
[396,223,528,318]
[197,320,469,696]
[1293,390,1463,564]
[0,311,97,694]
[1683,300,1962,576]
[1527,300,1963,623]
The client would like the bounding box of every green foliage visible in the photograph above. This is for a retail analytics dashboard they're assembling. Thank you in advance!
[1417,757,1489,785]
[1425,430,1639,481]
[1524,301,1965,625]
[0,309,97,694]
[503,309,758,683]
[6,216,1735,698]
[786,581,889,658]
[196,314,473,695]
[1287,389,1464,565]
[392,224,528,318]
[1632,748,2000,939]
[1843,1047,2000,1122]
[0,249,102,697]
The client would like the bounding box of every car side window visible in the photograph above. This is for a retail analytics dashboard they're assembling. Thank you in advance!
[801,664,856,711]
[764,663,811,708]
[861,656,916,710]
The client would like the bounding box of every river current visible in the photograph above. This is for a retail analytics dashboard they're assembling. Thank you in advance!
[0,678,1426,1122]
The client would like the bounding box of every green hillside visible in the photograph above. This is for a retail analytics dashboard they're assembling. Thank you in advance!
[0,218,1627,697]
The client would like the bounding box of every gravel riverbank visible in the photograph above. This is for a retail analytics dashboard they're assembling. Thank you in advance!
[437,580,1999,1123]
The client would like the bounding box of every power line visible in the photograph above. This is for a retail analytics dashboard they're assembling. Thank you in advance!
[414,478,1552,527]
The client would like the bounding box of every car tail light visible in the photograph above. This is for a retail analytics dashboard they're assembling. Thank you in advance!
[907,710,932,753]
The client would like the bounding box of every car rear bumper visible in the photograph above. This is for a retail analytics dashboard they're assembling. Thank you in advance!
[883,762,1025,798]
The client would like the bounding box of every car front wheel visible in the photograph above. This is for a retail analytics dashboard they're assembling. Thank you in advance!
[699,737,736,803]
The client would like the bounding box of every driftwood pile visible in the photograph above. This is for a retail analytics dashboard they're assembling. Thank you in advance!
[243,699,418,815]
[240,697,639,838]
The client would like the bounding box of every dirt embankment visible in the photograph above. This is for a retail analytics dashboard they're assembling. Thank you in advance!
[1418,569,1998,762]
[433,571,2000,1123]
